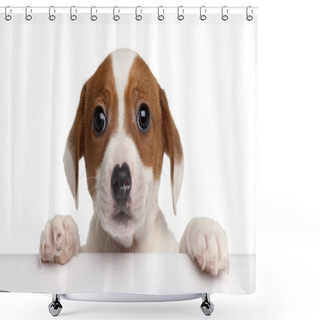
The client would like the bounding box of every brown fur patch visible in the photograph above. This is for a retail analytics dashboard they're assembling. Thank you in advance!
[68,55,118,198]
[124,55,183,181]
[83,55,119,197]
[124,56,165,180]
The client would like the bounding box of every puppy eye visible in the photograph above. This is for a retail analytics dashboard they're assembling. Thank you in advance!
[137,103,151,133]
[93,106,107,136]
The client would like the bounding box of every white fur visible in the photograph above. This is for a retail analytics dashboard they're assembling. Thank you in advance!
[94,132,154,248]
[111,49,137,131]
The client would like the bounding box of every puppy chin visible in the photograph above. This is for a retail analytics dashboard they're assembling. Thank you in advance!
[96,203,142,248]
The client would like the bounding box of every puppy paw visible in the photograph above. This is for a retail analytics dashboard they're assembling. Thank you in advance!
[180,217,230,276]
[39,215,80,265]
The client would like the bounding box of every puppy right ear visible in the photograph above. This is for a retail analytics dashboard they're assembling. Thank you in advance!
[63,83,87,209]
[159,87,184,216]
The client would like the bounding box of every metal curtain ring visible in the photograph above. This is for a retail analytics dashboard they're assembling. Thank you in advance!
[49,6,56,21]
[200,6,207,21]
[91,6,97,21]
[221,6,228,21]
[158,6,164,21]
[135,6,142,21]
[246,6,253,21]
[177,6,184,21]
[113,6,120,21]
[70,6,77,21]
[25,6,32,21]
[5,6,12,21]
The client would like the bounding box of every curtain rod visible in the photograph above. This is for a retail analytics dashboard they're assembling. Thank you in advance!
[0,6,259,9]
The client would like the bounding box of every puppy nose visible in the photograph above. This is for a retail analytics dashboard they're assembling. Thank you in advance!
[111,162,132,203]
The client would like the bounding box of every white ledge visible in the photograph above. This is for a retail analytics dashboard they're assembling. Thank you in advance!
[0,254,255,296]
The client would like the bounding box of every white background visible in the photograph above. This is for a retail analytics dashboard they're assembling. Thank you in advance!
[1,0,320,320]
[0,4,256,255]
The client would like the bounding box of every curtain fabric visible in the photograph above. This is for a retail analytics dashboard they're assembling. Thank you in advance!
[0,7,257,295]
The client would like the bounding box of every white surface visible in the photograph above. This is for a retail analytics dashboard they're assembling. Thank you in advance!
[1,240,319,320]
[0,243,318,320]
[0,254,254,294]
[1,0,320,319]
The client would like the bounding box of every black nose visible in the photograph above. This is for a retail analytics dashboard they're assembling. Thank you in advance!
[111,162,132,203]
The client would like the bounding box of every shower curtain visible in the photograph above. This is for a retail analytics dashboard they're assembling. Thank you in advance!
[0,6,257,297]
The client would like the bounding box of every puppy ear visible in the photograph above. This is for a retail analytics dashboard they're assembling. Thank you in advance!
[63,83,87,209]
[160,87,184,215]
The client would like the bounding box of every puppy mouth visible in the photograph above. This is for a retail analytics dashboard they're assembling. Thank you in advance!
[112,210,133,224]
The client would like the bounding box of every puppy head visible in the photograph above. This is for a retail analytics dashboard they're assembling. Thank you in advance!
[64,49,183,247]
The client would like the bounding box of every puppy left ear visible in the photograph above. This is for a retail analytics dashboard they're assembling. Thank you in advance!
[159,87,184,215]
[63,82,87,209]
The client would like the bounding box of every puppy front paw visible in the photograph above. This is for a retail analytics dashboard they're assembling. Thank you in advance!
[180,217,230,276]
[39,215,80,265]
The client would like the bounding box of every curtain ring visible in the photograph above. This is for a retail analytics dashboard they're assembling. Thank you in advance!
[200,6,207,21]
[5,6,12,21]
[246,6,253,21]
[135,6,142,21]
[113,6,120,21]
[70,6,77,21]
[157,6,164,21]
[177,6,184,21]
[49,6,56,21]
[25,6,32,21]
[221,6,228,21]
[90,6,98,21]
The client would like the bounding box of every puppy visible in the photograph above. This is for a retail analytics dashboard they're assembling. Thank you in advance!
[39,49,229,276]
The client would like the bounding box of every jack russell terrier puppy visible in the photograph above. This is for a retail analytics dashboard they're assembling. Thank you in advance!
[39,49,230,276]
